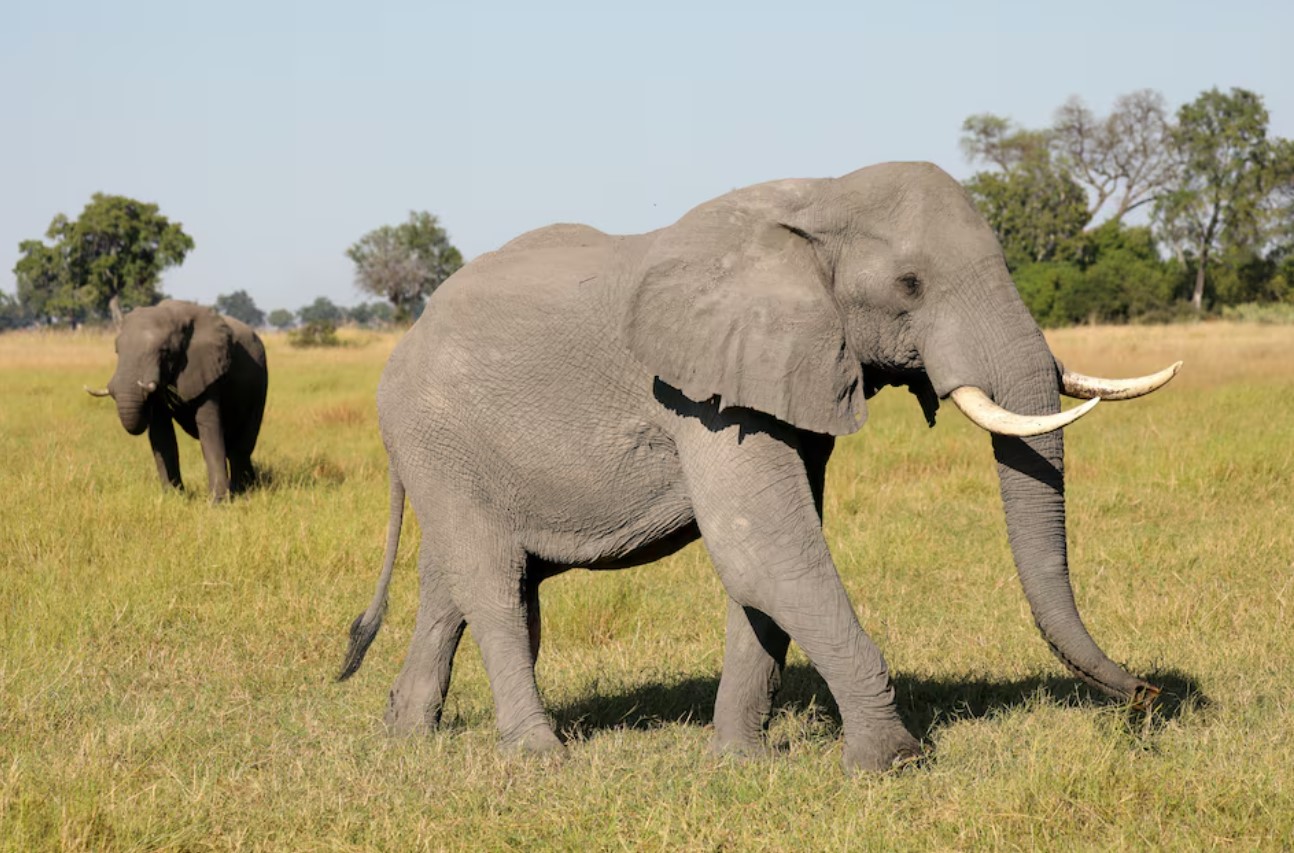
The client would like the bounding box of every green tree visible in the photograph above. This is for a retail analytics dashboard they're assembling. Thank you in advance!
[347,302,374,327]
[298,296,343,326]
[267,308,295,330]
[13,239,70,322]
[961,115,1089,268]
[1154,88,1289,311]
[1011,223,1176,325]
[960,113,1051,171]
[215,290,265,327]
[0,290,32,330]
[347,211,463,322]
[19,194,194,327]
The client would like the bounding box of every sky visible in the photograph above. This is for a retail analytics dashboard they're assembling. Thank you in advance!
[2,0,1291,313]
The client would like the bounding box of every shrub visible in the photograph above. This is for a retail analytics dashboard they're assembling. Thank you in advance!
[288,320,342,348]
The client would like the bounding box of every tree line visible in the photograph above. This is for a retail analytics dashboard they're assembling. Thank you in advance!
[3,203,461,331]
[962,86,1294,324]
[5,85,1292,332]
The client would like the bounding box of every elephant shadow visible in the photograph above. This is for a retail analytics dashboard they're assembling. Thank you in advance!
[549,664,1208,745]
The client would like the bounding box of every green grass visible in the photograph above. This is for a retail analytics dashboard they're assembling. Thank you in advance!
[2,323,1292,850]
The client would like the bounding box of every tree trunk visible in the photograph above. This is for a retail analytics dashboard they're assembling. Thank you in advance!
[109,292,125,330]
[1191,248,1208,312]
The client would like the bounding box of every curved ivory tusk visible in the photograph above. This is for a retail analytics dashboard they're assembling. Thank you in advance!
[84,385,111,397]
[950,386,1099,437]
[1061,361,1183,401]
[137,380,158,392]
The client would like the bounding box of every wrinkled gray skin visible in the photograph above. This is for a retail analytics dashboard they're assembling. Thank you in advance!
[340,162,1159,772]
[91,300,268,502]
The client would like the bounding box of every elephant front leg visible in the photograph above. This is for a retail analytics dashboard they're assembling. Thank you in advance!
[677,420,921,773]
[147,406,183,490]
[192,397,230,502]
[712,599,789,757]
[228,452,256,495]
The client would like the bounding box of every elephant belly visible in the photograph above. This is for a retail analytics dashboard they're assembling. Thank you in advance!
[508,415,700,569]
[574,520,701,570]
[389,367,698,570]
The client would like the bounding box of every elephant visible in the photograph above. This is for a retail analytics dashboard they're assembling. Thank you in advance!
[85,299,268,502]
[337,162,1180,772]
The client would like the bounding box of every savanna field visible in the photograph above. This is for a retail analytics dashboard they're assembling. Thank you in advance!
[1,322,1292,850]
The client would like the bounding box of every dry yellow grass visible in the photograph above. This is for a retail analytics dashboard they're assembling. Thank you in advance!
[1,321,1292,849]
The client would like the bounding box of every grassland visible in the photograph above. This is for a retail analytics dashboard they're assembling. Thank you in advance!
[1,322,1292,850]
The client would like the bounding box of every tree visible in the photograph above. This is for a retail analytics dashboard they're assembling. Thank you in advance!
[298,296,343,326]
[347,211,463,322]
[1052,89,1177,225]
[346,301,373,327]
[13,239,71,322]
[961,116,1089,268]
[960,113,1052,171]
[345,300,396,327]
[215,290,265,327]
[1154,88,1289,311]
[16,194,194,328]
[267,308,295,330]
[0,290,31,330]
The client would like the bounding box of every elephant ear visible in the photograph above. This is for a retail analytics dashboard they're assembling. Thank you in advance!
[622,191,866,435]
[175,304,233,402]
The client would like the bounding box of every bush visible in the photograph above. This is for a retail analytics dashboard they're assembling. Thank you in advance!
[1012,222,1184,325]
[1220,302,1294,324]
[288,320,342,348]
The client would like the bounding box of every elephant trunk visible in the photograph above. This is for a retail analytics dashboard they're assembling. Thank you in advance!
[113,383,152,435]
[924,259,1156,706]
[991,408,1156,705]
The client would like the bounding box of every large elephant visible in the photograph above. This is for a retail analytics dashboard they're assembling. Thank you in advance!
[86,299,268,502]
[338,162,1179,772]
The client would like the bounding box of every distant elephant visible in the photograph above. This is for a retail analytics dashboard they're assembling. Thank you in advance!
[338,163,1179,772]
[86,299,268,502]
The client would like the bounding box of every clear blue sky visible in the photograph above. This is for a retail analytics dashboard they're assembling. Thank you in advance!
[2,0,1291,313]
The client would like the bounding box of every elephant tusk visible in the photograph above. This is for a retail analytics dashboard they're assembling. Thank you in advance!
[950,386,1099,437]
[84,385,112,397]
[137,380,158,393]
[1060,361,1183,401]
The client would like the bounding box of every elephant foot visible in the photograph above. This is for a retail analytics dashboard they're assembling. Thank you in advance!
[501,722,567,759]
[709,731,771,762]
[841,724,924,774]
[384,696,445,736]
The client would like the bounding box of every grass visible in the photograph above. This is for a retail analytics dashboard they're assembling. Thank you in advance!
[1,322,1292,850]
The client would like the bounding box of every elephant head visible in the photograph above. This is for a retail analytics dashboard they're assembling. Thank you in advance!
[85,300,234,432]
[624,162,1177,705]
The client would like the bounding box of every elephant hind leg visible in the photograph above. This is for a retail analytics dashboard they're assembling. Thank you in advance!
[386,540,467,734]
[448,524,563,755]
[712,599,789,757]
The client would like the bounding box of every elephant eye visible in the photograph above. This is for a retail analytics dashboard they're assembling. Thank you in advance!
[896,273,922,299]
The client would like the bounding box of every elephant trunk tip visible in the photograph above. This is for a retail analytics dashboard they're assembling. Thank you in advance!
[1130,682,1161,713]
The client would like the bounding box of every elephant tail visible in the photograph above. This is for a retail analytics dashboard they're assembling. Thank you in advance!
[338,466,406,681]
